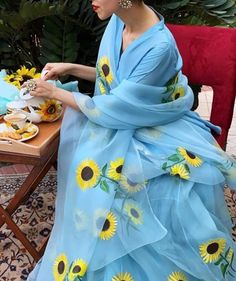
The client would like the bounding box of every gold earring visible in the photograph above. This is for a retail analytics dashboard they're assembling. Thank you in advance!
[119,0,132,9]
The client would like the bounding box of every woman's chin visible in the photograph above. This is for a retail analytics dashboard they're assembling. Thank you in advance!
[96,12,112,21]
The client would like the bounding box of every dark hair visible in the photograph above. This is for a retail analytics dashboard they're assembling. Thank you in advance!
[133,0,144,3]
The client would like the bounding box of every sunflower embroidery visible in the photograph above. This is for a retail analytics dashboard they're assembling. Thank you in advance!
[37,99,62,122]
[112,272,134,281]
[4,74,21,89]
[16,66,41,86]
[98,79,106,95]
[68,258,88,281]
[178,147,203,167]
[120,175,145,193]
[76,159,100,190]
[124,202,143,225]
[170,164,190,180]
[107,158,124,180]
[98,56,113,85]
[168,271,188,281]
[94,209,117,240]
[199,238,226,263]
[53,253,68,281]
[171,85,185,101]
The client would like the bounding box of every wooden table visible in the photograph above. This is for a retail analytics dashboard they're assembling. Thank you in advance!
[0,119,61,261]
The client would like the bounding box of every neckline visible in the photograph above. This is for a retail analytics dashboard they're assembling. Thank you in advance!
[119,12,164,58]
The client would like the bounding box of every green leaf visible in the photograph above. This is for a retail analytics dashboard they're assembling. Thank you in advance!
[102,164,107,175]
[220,263,229,277]
[100,180,109,193]
[184,164,190,173]
[162,162,168,170]
[214,256,224,265]
[168,154,181,162]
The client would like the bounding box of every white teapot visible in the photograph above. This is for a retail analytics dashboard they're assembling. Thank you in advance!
[19,89,63,123]
[18,79,63,123]
[7,79,78,123]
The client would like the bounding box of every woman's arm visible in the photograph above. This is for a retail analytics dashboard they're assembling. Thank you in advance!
[43,63,96,82]
[68,64,96,82]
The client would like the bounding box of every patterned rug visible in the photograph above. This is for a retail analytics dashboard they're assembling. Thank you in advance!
[0,171,56,280]
[0,172,235,280]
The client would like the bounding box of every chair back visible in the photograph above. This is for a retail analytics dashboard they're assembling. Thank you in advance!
[167,24,236,149]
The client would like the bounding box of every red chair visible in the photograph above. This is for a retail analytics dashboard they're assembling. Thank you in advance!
[167,24,236,150]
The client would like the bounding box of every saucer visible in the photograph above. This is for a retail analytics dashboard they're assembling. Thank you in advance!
[7,100,27,112]
[0,123,39,142]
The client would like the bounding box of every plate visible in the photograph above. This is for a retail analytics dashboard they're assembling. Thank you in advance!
[0,123,39,142]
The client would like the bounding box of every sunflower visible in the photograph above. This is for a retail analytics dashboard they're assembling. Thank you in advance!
[16,66,41,86]
[53,253,69,281]
[168,271,188,281]
[171,86,185,101]
[38,99,62,122]
[107,158,124,180]
[178,147,203,167]
[199,238,226,263]
[68,258,88,281]
[98,56,113,85]
[98,79,106,95]
[124,202,143,225]
[170,164,190,180]
[120,175,145,193]
[76,159,100,190]
[94,210,117,240]
[112,272,134,281]
[4,74,21,89]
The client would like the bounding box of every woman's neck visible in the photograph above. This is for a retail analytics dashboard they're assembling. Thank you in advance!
[116,4,159,34]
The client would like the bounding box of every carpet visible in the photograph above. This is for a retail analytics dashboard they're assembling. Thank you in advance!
[0,170,56,280]
[0,171,235,280]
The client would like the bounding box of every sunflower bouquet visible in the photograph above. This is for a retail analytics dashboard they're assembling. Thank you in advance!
[0,66,41,115]
[4,66,41,90]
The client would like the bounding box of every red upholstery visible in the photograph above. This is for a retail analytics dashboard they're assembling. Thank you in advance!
[167,24,236,150]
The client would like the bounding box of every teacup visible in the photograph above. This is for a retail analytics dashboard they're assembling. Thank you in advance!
[4,112,28,131]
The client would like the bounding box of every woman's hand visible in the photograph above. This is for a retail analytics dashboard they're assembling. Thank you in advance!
[23,79,57,99]
[42,63,73,81]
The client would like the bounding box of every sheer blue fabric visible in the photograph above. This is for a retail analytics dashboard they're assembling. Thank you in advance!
[28,14,236,281]
[0,70,19,114]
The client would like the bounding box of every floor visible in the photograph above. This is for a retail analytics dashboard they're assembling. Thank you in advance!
[196,86,236,155]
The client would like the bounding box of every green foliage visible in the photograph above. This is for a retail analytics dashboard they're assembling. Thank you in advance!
[0,0,235,73]
[150,0,236,25]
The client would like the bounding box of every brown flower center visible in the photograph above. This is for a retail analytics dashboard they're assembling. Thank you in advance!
[130,208,139,218]
[81,166,94,181]
[186,151,196,159]
[102,219,110,231]
[102,64,110,77]
[72,265,81,273]
[174,93,180,99]
[20,75,33,84]
[116,165,123,174]
[207,242,219,254]
[47,105,56,114]
[58,261,65,274]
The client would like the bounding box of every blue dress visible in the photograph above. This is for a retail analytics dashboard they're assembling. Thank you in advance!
[28,13,236,281]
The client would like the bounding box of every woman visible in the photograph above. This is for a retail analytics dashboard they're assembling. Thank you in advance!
[27,0,236,280]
